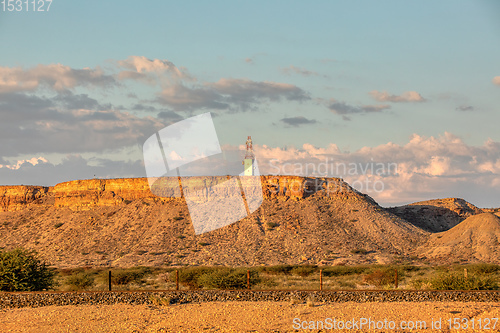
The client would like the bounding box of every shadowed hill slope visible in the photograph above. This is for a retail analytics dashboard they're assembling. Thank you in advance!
[387,198,483,232]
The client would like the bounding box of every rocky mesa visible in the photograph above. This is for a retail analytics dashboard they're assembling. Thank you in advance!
[0,186,50,212]
[1,176,341,212]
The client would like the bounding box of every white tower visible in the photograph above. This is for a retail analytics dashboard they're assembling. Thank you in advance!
[243,136,255,176]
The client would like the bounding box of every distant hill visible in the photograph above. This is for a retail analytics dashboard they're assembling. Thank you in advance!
[387,198,483,232]
[419,213,500,263]
[0,176,427,268]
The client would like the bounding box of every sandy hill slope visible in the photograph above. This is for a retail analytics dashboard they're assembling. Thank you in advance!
[0,176,427,268]
[419,213,500,263]
[483,208,500,218]
[387,198,483,232]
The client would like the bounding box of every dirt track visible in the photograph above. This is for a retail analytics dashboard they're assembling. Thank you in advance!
[2,301,500,332]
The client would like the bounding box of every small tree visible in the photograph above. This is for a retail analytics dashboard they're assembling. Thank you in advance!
[0,248,55,291]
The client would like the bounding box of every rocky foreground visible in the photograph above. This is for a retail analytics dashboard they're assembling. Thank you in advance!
[2,300,500,333]
[2,290,500,309]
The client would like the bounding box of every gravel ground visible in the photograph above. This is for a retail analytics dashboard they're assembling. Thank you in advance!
[1,301,500,332]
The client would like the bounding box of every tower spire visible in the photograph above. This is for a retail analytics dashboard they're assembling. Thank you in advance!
[243,136,255,176]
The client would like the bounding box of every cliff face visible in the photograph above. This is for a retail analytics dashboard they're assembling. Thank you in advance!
[53,178,160,210]
[0,186,49,212]
[0,176,347,212]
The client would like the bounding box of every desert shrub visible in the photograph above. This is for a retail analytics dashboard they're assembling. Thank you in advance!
[54,222,63,229]
[172,267,260,289]
[322,266,367,277]
[259,265,295,275]
[0,248,55,291]
[467,263,500,274]
[363,269,395,287]
[171,266,214,289]
[111,267,151,285]
[266,222,278,229]
[337,280,356,289]
[409,278,432,290]
[351,248,368,255]
[430,272,498,290]
[66,272,95,290]
[198,268,260,289]
[58,267,87,276]
[399,265,421,272]
[291,265,317,277]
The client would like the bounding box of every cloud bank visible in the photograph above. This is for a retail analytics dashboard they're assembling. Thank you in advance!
[370,90,425,103]
[252,132,500,207]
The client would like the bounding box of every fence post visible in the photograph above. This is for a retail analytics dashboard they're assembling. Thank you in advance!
[176,270,179,290]
[320,269,323,291]
[394,269,398,289]
[464,268,468,279]
[247,270,250,290]
[108,271,112,291]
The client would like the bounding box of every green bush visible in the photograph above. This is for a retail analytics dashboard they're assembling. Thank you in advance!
[172,266,214,289]
[322,266,367,277]
[0,248,55,291]
[291,265,317,277]
[172,267,260,289]
[198,268,260,289]
[66,272,95,290]
[111,267,151,285]
[259,265,295,275]
[467,263,500,274]
[399,265,421,272]
[430,272,498,290]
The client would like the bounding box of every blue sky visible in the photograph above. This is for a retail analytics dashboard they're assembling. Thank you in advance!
[0,0,499,206]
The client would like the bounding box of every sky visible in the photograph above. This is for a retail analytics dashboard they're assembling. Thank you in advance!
[0,0,499,207]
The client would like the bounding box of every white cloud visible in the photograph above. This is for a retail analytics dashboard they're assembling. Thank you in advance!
[0,155,145,186]
[116,56,193,84]
[251,132,500,207]
[0,157,48,170]
[369,90,425,103]
[0,64,116,93]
